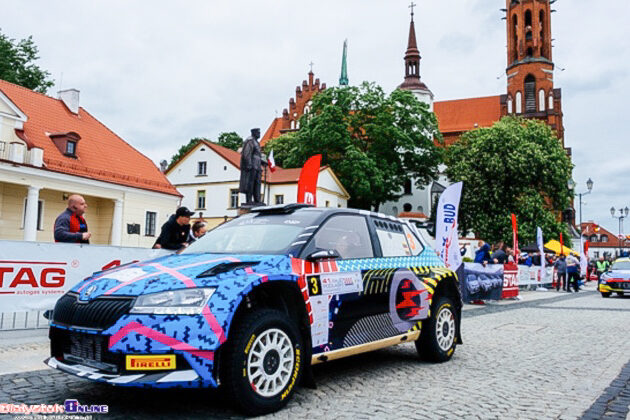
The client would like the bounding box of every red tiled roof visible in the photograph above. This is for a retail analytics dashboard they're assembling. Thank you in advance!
[261,117,283,147]
[0,79,179,196]
[434,95,502,134]
[397,211,428,219]
[580,222,628,248]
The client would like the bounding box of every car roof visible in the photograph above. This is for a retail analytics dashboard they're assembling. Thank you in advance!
[251,204,409,224]
[614,257,630,263]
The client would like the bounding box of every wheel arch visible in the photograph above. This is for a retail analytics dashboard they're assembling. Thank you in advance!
[432,272,463,345]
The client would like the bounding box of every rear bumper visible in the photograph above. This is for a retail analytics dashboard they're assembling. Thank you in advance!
[45,357,212,388]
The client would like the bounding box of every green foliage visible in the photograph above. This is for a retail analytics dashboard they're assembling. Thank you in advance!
[0,29,54,93]
[445,116,572,245]
[216,131,243,151]
[168,137,206,169]
[264,82,442,210]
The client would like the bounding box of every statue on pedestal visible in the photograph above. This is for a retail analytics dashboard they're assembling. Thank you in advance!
[239,128,263,205]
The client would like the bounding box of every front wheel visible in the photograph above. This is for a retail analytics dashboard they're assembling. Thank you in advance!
[617,292,625,297]
[222,309,303,416]
[416,296,458,363]
[601,292,611,298]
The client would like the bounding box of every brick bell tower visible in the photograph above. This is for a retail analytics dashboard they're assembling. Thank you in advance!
[500,0,565,147]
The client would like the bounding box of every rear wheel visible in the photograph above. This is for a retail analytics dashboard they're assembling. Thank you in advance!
[601,292,611,298]
[416,296,457,363]
[617,292,625,297]
[222,309,303,416]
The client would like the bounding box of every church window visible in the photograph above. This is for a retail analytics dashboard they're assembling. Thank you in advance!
[525,10,533,41]
[538,89,546,111]
[512,15,518,62]
[507,96,513,114]
[404,179,412,195]
[303,105,310,114]
[290,120,296,129]
[524,75,536,113]
[526,47,533,57]
[548,92,554,110]
[403,203,412,212]
[296,120,300,129]
[515,92,523,114]
[539,11,547,58]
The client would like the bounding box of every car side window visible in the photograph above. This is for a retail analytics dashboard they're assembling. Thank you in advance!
[311,215,374,259]
[402,224,424,256]
[374,220,413,257]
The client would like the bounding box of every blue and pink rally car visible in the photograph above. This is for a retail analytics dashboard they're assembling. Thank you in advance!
[46,204,462,415]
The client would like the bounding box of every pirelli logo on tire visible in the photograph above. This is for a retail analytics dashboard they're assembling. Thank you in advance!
[126,355,176,370]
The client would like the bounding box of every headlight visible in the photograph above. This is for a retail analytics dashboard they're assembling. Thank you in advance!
[130,288,215,315]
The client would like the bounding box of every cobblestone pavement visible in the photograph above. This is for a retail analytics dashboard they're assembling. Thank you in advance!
[0,289,628,419]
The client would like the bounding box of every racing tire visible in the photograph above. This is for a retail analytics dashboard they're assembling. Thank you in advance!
[221,309,303,416]
[601,292,611,298]
[416,296,457,363]
[616,292,624,297]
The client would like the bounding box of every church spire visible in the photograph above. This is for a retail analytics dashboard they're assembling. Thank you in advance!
[339,39,349,86]
[398,2,433,106]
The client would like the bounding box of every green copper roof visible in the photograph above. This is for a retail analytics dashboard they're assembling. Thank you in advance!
[339,39,349,86]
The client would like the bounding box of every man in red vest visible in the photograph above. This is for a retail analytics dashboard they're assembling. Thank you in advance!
[54,194,91,244]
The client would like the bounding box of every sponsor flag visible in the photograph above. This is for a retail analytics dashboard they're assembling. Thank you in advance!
[511,213,519,257]
[559,232,564,256]
[436,182,463,269]
[267,149,276,173]
[580,236,588,276]
[297,154,322,206]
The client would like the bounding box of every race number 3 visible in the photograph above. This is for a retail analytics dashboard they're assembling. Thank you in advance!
[308,276,322,296]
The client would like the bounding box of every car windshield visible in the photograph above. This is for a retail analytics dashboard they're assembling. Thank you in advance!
[182,210,322,255]
[611,261,630,271]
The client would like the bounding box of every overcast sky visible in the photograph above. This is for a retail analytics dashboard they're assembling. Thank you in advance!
[3,0,628,236]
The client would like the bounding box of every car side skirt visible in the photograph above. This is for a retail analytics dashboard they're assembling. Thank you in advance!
[310,330,421,365]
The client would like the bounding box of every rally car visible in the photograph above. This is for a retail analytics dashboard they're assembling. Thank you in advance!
[45,204,462,415]
[598,257,630,298]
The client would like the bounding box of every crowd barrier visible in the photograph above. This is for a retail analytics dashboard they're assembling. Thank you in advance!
[0,240,169,330]
[461,262,556,303]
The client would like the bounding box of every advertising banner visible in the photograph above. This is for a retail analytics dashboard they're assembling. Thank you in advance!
[435,182,463,269]
[502,262,519,298]
[461,263,503,303]
[0,240,169,312]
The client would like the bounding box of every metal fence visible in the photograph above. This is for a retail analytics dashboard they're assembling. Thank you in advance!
[0,311,49,331]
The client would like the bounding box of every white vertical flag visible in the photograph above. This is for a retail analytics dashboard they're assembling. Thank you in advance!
[537,227,546,282]
[436,182,463,269]
[580,235,588,276]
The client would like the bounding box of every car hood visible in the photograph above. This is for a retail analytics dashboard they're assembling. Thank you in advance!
[71,253,292,301]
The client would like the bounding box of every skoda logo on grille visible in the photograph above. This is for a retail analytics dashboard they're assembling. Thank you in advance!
[84,285,97,298]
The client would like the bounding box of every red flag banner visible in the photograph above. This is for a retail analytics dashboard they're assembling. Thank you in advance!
[584,240,589,254]
[511,213,518,256]
[297,154,322,206]
[560,232,564,255]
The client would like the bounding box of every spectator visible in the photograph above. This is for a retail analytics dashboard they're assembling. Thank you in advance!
[153,207,195,250]
[566,253,580,292]
[595,256,609,284]
[506,247,515,263]
[54,194,91,244]
[554,255,567,291]
[491,242,507,264]
[188,221,208,244]
[474,242,492,264]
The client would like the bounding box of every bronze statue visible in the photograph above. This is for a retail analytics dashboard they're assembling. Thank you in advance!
[239,128,263,205]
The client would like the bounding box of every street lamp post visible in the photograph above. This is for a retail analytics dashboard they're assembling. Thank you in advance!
[568,178,594,236]
[611,206,630,257]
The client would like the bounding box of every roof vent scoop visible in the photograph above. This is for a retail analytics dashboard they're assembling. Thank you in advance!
[58,89,80,114]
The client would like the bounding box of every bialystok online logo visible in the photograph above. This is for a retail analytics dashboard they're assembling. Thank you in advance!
[0,399,108,414]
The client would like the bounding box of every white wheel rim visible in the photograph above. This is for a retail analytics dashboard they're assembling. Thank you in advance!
[435,307,456,351]
[246,328,294,397]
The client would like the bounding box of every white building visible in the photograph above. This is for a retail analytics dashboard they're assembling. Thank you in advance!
[0,79,181,247]
[165,140,349,228]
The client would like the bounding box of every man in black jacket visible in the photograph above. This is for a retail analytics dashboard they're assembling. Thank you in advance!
[153,207,194,250]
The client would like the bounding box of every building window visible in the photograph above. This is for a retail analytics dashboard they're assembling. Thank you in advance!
[65,140,76,156]
[22,199,44,230]
[515,92,522,114]
[538,89,546,111]
[197,190,206,209]
[524,74,536,112]
[325,200,330,207]
[275,194,284,205]
[507,96,513,114]
[0,141,5,153]
[601,235,609,243]
[403,179,412,195]
[145,211,157,236]
[594,251,599,258]
[197,161,207,176]
[549,93,554,110]
[230,189,239,209]
[590,235,598,242]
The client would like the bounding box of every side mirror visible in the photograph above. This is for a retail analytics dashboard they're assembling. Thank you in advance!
[307,249,340,261]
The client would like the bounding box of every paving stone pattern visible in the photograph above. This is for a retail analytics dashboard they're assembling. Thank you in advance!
[0,291,628,419]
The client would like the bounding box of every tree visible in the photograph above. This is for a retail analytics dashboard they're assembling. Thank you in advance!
[445,116,572,245]
[168,137,206,169]
[264,82,443,210]
[216,131,243,151]
[0,29,54,93]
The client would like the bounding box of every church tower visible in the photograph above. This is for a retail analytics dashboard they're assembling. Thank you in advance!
[398,3,433,110]
[501,0,564,146]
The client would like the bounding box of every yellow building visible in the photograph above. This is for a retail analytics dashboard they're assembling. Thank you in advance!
[0,79,181,247]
